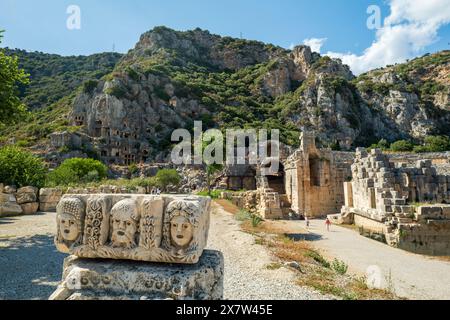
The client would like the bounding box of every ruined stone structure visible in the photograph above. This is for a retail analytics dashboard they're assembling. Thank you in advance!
[219,132,354,219]
[333,148,450,255]
[0,184,39,216]
[284,132,354,218]
[50,194,224,300]
[221,165,257,191]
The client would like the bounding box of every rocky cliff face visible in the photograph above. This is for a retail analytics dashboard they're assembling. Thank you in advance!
[66,27,449,165]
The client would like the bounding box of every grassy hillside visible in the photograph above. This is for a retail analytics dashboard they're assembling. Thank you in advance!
[3,49,122,110]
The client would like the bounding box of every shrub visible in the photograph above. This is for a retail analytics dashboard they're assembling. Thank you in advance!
[251,214,263,227]
[105,85,126,99]
[83,80,98,94]
[331,259,348,275]
[368,139,389,151]
[47,158,107,186]
[128,163,138,175]
[390,140,414,152]
[306,251,330,268]
[421,135,450,152]
[155,169,181,190]
[235,209,252,221]
[0,146,46,188]
[197,189,224,199]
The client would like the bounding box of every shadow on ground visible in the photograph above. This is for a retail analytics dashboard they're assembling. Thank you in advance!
[0,234,66,300]
[285,233,323,242]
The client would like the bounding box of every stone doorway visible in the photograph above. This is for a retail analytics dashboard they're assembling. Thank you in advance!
[266,163,285,195]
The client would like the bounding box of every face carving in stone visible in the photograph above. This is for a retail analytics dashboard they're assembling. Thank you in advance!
[59,213,79,241]
[110,199,140,249]
[56,197,85,245]
[170,215,194,248]
[163,200,200,251]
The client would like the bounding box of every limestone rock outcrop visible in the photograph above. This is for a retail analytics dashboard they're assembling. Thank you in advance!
[63,27,450,165]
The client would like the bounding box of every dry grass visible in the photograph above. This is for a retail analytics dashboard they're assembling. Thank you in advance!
[237,216,401,300]
[214,199,240,215]
[265,263,283,270]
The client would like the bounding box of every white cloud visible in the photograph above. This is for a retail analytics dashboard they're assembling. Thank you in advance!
[326,0,450,75]
[303,38,327,53]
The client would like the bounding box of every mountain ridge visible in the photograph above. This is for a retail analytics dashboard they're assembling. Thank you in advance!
[1,26,449,165]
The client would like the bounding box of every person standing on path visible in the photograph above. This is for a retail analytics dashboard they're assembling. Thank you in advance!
[305,216,310,229]
[325,218,331,231]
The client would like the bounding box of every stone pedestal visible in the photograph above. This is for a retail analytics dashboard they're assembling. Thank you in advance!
[49,250,224,300]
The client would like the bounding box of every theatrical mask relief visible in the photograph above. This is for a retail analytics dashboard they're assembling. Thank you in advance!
[55,194,211,264]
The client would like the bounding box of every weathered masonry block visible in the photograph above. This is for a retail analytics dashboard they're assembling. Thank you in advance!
[284,132,354,218]
[54,194,211,264]
[50,250,224,300]
[51,194,224,300]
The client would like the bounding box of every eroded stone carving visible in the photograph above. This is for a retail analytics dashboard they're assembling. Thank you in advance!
[49,250,224,300]
[55,194,210,264]
[55,197,85,252]
[83,196,111,249]
[110,199,140,249]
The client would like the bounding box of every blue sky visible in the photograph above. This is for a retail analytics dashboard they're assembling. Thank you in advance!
[1,0,449,74]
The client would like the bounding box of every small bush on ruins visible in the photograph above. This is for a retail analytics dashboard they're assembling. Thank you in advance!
[389,140,415,152]
[46,158,108,186]
[331,259,348,275]
[0,145,46,188]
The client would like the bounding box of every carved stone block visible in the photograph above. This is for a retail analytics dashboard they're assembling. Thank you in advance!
[55,194,211,264]
[49,250,224,300]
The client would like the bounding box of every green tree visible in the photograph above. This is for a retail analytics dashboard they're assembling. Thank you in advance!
[414,135,450,153]
[200,135,224,196]
[155,169,181,191]
[47,158,108,186]
[206,163,223,196]
[0,31,29,124]
[390,140,414,152]
[0,146,46,188]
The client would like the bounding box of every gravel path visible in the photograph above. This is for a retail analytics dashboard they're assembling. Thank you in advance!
[0,212,65,300]
[206,203,329,300]
[0,205,329,300]
[267,219,450,300]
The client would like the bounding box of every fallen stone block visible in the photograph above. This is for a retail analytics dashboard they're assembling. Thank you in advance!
[16,186,38,204]
[0,193,23,216]
[20,202,39,215]
[39,201,59,212]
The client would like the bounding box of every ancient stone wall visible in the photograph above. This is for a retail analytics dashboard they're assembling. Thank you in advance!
[0,184,39,216]
[337,148,450,255]
[284,132,353,218]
